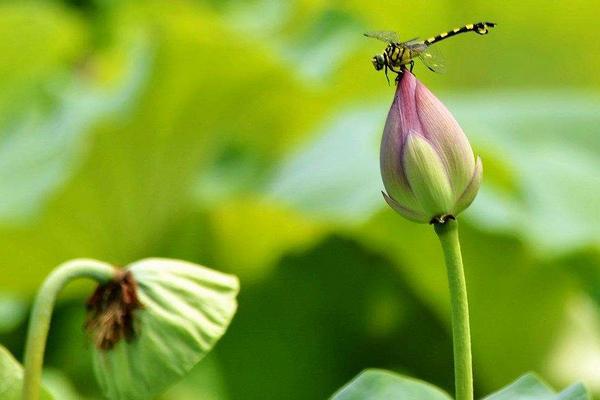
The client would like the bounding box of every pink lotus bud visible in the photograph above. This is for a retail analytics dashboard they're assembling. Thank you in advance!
[380,72,482,224]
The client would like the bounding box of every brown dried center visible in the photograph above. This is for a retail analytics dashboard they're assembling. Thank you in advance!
[85,270,142,350]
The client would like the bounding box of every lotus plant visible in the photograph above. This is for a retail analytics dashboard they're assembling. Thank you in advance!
[15,258,239,400]
[381,70,479,400]
[330,71,590,400]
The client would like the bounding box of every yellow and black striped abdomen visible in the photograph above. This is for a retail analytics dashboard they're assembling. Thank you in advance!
[424,22,496,46]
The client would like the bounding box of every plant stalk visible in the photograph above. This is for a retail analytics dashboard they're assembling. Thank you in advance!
[22,259,116,400]
[434,219,473,400]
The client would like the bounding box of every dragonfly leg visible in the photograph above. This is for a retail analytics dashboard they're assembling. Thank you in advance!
[384,65,391,85]
[390,65,403,83]
[408,60,415,72]
[389,63,403,74]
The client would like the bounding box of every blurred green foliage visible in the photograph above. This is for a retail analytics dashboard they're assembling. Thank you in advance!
[0,0,598,398]
[331,369,452,399]
[0,345,52,400]
[331,370,590,400]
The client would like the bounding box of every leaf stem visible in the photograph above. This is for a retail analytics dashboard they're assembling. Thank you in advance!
[22,259,117,400]
[434,219,473,400]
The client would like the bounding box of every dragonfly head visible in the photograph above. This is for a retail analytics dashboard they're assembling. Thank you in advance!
[371,54,386,71]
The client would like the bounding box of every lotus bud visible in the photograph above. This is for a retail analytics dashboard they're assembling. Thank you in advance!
[85,258,239,400]
[380,71,482,224]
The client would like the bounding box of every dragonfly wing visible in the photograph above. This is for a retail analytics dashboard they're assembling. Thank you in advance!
[418,46,447,73]
[363,30,400,43]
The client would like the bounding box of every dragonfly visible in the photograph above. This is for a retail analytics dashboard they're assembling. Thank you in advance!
[364,22,496,83]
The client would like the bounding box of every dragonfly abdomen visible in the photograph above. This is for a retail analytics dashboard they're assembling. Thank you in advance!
[424,22,496,46]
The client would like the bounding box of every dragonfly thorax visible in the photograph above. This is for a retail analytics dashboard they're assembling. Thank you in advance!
[385,43,423,67]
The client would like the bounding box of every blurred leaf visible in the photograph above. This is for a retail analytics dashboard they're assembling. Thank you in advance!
[483,374,554,400]
[483,373,589,400]
[330,369,452,400]
[0,344,53,400]
[266,106,384,224]
[555,385,592,400]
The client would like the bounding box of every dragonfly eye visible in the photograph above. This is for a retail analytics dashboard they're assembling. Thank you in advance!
[371,54,385,70]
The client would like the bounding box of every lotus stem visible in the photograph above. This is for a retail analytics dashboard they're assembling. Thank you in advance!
[22,259,116,400]
[434,219,473,400]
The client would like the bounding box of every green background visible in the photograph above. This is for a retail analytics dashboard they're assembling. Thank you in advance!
[0,0,599,398]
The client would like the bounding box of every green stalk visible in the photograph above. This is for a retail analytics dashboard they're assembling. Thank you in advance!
[22,259,117,400]
[434,219,473,400]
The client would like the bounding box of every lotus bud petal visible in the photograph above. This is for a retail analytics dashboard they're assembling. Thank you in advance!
[454,156,483,215]
[380,72,482,223]
[86,258,239,400]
